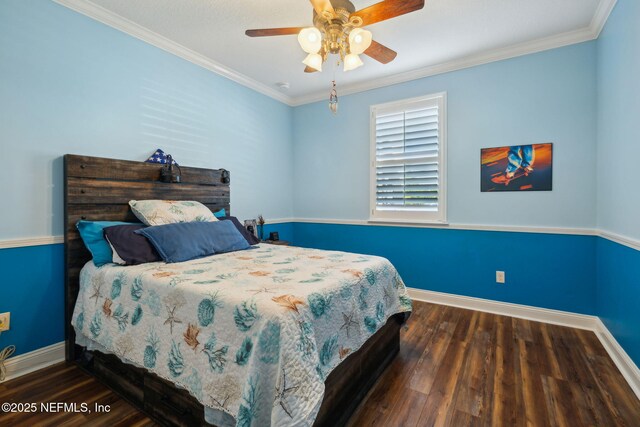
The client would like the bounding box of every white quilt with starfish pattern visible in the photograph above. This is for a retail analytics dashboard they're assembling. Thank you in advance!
[72,244,412,426]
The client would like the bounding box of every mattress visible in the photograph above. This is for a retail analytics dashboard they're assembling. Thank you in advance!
[72,244,412,426]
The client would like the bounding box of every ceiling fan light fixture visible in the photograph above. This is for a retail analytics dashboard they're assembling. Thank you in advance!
[303,53,323,72]
[348,28,372,55]
[298,27,322,53]
[343,53,364,72]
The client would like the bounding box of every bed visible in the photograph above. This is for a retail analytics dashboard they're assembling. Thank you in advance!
[64,155,411,426]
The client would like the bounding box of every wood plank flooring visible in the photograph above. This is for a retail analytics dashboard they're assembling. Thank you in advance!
[0,361,154,426]
[348,302,640,427]
[1,301,638,426]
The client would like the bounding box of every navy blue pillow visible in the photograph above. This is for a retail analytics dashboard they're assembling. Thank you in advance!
[135,220,250,263]
[104,224,161,265]
[76,220,138,266]
[219,215,260,245]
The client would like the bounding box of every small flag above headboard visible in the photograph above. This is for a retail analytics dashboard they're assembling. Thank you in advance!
[146,148,178,165]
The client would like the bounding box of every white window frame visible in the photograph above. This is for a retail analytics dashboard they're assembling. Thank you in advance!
[369,92,447,224]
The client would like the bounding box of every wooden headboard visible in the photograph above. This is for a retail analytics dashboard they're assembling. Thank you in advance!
[64,154,230,361]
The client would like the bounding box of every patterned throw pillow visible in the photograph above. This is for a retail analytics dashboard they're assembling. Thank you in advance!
[129,200,218,226]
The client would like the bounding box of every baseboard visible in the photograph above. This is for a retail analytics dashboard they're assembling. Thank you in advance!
[407,288,598,330]
[594,319,640,399]
[2,342,65,382]
[407,287,640,400]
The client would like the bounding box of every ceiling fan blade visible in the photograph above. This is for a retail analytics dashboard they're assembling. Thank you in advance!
[309,0,336,18]
[245,27,304,37]
[304,66,318,73]
[364,40,397,64]
[352,0,425,26]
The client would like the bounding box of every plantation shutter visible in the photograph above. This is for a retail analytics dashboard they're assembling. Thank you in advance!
[370,94,446,222]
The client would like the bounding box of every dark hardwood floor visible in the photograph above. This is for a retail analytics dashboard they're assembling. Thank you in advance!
[0,361,154,426]
[1,301,638,426]
[348,302,640,427]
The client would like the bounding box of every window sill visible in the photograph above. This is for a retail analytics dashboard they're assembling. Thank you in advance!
[367,219,449,227]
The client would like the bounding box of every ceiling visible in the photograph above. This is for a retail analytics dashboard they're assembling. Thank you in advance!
[57,0,615,105]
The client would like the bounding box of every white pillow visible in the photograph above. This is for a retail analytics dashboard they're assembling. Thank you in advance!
[129,200,218,226]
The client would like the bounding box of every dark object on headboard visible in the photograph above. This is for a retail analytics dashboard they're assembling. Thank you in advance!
[269,231,279,241]
[64,154,230,361]
[160,154,182,183]
[220,169,230,184]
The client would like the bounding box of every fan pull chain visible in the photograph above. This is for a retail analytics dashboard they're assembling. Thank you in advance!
[328,60,339,115]
[329,81,338,115]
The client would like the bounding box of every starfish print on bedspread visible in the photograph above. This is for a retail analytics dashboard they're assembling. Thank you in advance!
[90,283,103,306]
[164,305,183,333]
[274,369,300,418]
[340,311,359,338]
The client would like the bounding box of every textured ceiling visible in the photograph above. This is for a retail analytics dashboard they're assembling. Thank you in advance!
[81,0,604,101]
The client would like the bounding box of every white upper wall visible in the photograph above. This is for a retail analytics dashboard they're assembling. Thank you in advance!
[596,0,640,241]
[0,0,294,240]
[293,42,598,229]
[2,0,629,240]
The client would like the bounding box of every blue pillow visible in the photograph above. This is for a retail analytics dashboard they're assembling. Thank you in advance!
[136,220,249,263]
[213,208,226,218]
[76,220,137,266]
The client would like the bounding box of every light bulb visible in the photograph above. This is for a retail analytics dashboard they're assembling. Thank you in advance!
[348,28,372,55]
[303,53,323,72]
[298,27,322,54]
[343,53,363,72]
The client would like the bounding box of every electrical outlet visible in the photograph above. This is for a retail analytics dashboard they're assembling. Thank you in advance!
[0,312,9,331]
[496,271,505,284]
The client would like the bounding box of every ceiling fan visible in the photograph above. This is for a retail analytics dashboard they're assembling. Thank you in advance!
[245,0,425,73]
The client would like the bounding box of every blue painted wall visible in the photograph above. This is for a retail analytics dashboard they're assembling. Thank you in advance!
[293,42,598,229]
[0,0,294,241]
[596,239,640,365]
[292,223,597,314]
[0,0,293,357]
[263,222,294,243]
[595,0,640,367]
[0,245,64,355]
[596,0,640,242]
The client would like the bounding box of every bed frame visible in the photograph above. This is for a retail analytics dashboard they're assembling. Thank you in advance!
[64,154,403,426]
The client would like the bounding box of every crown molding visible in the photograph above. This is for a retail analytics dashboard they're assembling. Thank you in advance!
[590,0,617,37]
[290,25,598,106]
[52,0,291,105]
[291,0,617,105]
[54,0,616,108]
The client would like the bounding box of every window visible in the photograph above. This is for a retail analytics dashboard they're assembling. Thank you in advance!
[370,93,447,223]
